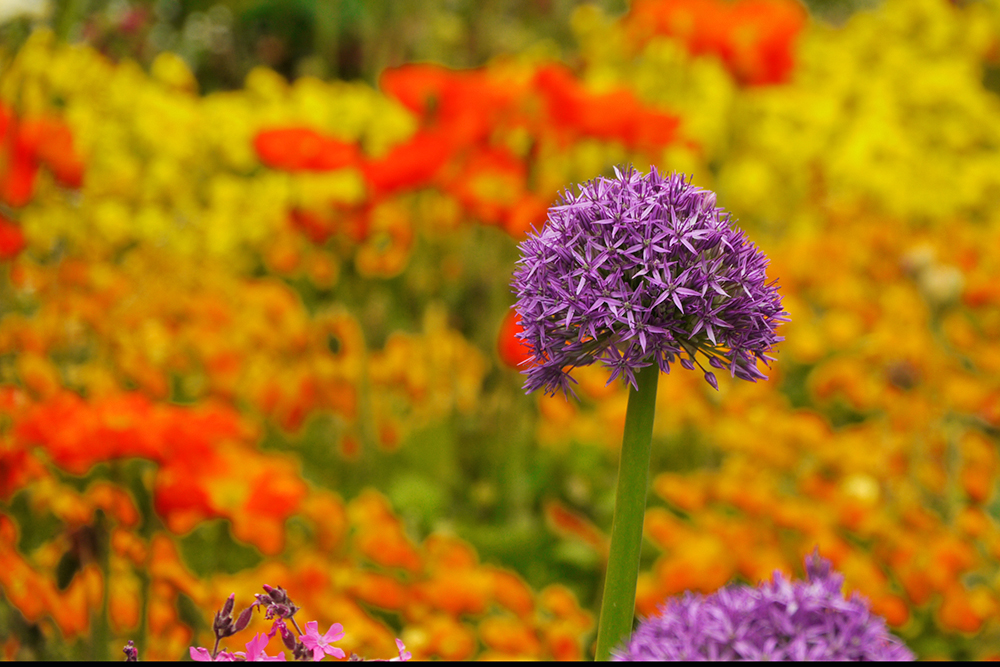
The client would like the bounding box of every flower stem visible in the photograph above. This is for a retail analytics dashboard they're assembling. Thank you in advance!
[594,363,659,661]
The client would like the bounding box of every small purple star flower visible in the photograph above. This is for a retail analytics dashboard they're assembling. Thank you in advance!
[512,165,787,396]
[301,621,346,661]
[613,551,915,661]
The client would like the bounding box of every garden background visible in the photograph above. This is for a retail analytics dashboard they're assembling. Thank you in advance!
[1,0,1000,660]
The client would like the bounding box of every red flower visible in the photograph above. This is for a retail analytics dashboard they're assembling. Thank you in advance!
[442,147,527,226]
[623,0,806,86]
[0,108,86,206]
[254,127,361,171]
[497,310,534,369]
[0,216,26,260]
[21,117,85,188]
[532,65,681,150]
[380,63,522,146]
[360,129,454,197]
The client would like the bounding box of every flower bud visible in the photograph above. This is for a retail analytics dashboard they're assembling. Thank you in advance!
[221,592,236,619]
[234,606,254,633]
[213,611,233,639]
[278,622,297,651]
[262,584,289,605]
[704,371,718,390]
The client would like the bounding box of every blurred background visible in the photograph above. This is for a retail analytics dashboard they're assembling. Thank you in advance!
[2,0,1000,661]
[2,0,882,88]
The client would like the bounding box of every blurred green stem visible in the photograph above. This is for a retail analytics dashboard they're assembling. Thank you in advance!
[92,510,110,661]
[594,363,658,661]
[54,0,85,42]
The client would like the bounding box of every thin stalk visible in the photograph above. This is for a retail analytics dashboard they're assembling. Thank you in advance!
[594,363,659,661]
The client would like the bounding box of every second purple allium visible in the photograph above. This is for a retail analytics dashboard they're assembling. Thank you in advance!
[512,165,787,396]
[613,551,915,661]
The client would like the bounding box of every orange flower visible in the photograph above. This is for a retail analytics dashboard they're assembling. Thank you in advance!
[497,310,533,369]
[111,527,148,567]
[361,130,454,196]
[623,0,806,86]
[87,481,140,527]
[379,64,520,147]
[349,490,423,572]
[0,215,26,261]
[443,147,527,226]
[108,573,142,632]
[538,584,593,633]
[348,571,409,610]
[936,584,986,634]
[0,441,45,500]
[299,490,349,552]
[544,499,608,559]
[869,594,909,628]
[541,620,587,661]
[413,570,490,617]
[379,63,456,117]
[479,616,542,657]
[532,64,680,150]
[484,567,534,617]
[0,110,85,206]
[19,116,85,188]
[503,194,549,239]
[254,127,360,172]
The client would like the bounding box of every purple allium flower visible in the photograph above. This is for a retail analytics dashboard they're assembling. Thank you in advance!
[301,621,346,661]
[613,551,914,661]
[511,166,787,396]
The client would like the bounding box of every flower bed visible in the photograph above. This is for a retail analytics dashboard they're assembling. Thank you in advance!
[0,0,999,660]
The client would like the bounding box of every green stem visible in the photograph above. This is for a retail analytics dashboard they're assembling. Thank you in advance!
[594,363,659,661]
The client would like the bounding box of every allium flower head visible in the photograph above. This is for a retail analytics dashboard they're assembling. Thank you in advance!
[512,166,787,396]
[613,551,914,661]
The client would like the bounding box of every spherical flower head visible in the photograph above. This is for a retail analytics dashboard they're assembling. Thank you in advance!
[511,165,788,397]
[612,550,915,661]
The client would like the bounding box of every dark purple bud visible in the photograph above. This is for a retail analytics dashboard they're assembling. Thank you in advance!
[214,611,234,638]
[278,622,297,651]
[234,606,254,633]
[704,372,718,391]
[221,593,236,619]
[293,643,310,661]
[265,603,290,620]
[262,584,289,605]
[122,640,139,662]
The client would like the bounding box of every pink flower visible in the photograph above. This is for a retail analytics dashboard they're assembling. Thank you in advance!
[301,621,346,661]
[236,632,287,662]
[189,647,235,661]
[390,638,412,662]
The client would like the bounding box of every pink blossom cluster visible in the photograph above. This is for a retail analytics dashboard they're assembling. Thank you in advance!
[122,585,411,662]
